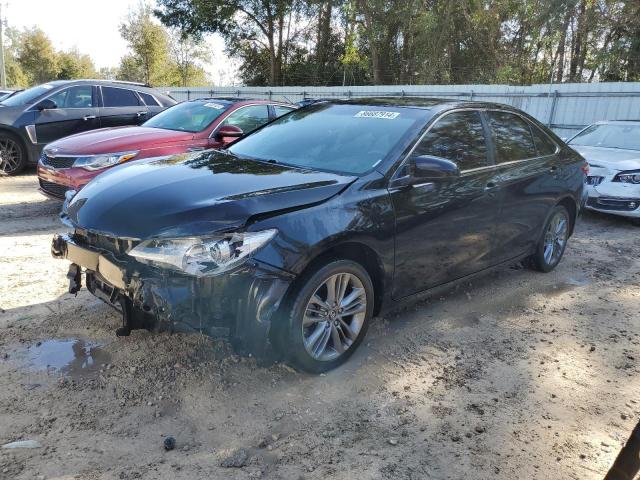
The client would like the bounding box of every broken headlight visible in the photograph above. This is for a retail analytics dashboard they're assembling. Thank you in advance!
[128,229,278,277]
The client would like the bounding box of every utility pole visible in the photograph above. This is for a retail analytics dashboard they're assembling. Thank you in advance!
[0,2,6,88]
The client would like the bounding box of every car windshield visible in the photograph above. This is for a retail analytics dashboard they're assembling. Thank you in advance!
[228,103,428,175]
[569,123,640,151]
[143,101,230,132]
[0,84,56,106]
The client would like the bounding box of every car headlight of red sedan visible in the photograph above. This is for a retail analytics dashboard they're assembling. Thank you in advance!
[73,151,139,171]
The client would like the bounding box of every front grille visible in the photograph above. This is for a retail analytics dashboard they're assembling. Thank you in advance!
[586,176,604,186]
[39,179,68,199]
[73,229,138,256]
[40,151,77,169]
[587,197,639,211]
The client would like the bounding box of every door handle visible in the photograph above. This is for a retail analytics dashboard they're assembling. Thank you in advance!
[82,115,96,121]
[187,147,205,152]
[549,165,558,174]
[136,111,147,117]
[485,181,497,190]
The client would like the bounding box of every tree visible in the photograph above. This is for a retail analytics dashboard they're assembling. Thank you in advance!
[57,48,97,80]
[169,30,211,86]
[16,27,58,84]
[155,0,305,85]
[119,3,172,85]
[3,27,28,87]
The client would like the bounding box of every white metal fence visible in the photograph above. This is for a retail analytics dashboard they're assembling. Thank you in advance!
[161,82,640,137]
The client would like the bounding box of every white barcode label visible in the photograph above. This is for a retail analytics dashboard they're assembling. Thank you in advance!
[354,110,400,119]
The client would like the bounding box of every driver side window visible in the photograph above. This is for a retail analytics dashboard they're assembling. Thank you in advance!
[47,86,94,109]
[412,110,489,171]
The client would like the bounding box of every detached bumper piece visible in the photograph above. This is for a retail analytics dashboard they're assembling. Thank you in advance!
[51,233,294,357]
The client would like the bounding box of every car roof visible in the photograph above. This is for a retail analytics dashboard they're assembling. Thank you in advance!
[187,97,293,106]
[44,79,168,94]
[325,96,519,112]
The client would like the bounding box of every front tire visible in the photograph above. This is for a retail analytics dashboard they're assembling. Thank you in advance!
[528,205,571,272]
[0,133,27,176]
[279,260,374,373]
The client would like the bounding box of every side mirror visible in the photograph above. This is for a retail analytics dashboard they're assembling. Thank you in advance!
[413,155,460,179]
[36,99,58,111]
[215,125,243,142]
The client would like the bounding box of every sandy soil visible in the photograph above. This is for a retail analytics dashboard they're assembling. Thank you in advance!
[1,173,639,480]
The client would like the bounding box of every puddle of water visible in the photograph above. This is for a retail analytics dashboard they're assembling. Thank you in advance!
[21,339,110,377]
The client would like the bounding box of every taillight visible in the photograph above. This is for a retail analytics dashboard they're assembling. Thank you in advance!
[581,162,589,176]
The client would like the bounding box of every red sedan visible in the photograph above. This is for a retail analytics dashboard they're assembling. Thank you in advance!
[37,98,296,199]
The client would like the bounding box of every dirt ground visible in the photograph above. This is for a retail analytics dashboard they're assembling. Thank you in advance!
[1,173,639,480]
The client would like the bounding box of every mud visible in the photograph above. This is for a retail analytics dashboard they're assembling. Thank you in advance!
[1,174,639,480]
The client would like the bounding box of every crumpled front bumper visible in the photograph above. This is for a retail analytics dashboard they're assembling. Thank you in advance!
[51,233,295,357]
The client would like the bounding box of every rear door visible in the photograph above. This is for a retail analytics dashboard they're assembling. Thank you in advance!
[485,110,561,261]
[99,86,149,127]
[137,91,165,119]
[34,85,100,144]
[390,110,501,298]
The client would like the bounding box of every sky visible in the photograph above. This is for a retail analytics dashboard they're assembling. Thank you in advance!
[3,0,238,85]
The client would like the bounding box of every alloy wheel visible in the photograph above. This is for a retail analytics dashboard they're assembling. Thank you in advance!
[302,272,367,362]
[0,138,22,174]
[543,211,569,266]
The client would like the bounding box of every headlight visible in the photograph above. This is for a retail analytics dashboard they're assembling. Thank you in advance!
[73,151,138,171]
[128,229,278,277]
[614,171,640,184]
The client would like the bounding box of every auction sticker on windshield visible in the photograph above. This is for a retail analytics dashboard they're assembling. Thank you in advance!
[204,102,225,109]
[354,110,400,119]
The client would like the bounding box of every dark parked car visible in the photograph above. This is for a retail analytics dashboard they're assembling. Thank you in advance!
[0,80,176,175]
[37,98,296,199]
[51,98,587,372]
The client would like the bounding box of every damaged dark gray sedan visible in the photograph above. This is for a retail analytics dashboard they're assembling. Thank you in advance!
[52,98,587,372]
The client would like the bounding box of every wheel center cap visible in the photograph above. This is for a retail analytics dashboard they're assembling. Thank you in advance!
[328,310,337,320]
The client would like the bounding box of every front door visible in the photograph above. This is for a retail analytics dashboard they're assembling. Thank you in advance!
[34,85,100,145]
[390,110,501,299]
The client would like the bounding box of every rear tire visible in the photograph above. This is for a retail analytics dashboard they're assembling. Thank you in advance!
[528,205,571,272]
[0,133,27,176]
[277,259,374,373]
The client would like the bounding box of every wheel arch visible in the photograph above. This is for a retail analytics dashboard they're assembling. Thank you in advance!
[556,195,578,235]
[0,125,30,159]
[283,240,387,318]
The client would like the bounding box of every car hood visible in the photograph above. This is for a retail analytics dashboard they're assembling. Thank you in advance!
[570,145,640,171]
[46,127,195,155]
[0,104,30,125]
[62,150,356,239]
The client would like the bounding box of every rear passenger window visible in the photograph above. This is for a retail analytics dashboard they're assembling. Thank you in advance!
[412,111,489,170]
[102,87,141,107]
[138,92,160,107]
[530,124,557,156]
[274,105,295,117]
[220,105,270,133]
[486,111,537,163]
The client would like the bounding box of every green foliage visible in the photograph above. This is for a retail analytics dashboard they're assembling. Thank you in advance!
[57,49,97,80]
[1,26,98,87]
[156,0,640,86]
[16,27,58,85]
[118,3,211,86]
